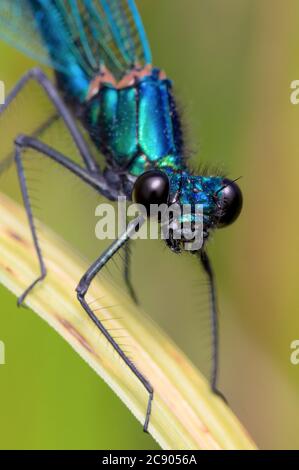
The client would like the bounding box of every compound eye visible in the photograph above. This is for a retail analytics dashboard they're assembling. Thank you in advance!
[132,170,169,216]
[217,178,243,227]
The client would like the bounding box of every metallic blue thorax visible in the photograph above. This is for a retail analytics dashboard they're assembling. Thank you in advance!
[86,69,184,177]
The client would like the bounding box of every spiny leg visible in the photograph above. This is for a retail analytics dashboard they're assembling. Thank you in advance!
[14,134,118,305]
[123,239,139,304]
[199,250,227,403]
[0,67,98,173]
[76,216,154,432]
[15,144,46,305]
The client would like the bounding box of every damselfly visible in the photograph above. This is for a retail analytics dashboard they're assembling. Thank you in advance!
[0,0,242,432]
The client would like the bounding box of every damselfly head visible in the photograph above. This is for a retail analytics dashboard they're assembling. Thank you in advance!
[132,170,243,252]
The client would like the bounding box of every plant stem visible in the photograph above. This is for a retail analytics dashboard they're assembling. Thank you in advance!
[0,193,256,450]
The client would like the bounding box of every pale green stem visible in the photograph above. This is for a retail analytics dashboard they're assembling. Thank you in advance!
[0,193,256,450]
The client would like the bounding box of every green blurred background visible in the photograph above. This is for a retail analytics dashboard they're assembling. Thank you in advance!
[1,0,299,450]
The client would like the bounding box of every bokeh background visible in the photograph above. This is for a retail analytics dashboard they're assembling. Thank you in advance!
[1,0,299,450]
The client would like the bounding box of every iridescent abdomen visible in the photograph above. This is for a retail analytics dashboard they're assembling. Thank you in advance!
[85,68,184,177]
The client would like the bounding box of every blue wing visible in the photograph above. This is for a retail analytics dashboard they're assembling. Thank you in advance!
[0,0,152,82]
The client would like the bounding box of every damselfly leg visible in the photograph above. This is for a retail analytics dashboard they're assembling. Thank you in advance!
[199,250,227,403]
[76,215,154,432]
[13,134,117,305]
